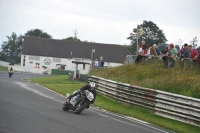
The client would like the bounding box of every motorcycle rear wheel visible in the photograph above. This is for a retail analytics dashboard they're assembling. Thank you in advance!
[74,101,87,114]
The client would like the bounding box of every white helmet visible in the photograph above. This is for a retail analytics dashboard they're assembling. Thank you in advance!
[90,82,95,87]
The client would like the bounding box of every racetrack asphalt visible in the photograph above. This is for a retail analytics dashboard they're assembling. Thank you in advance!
[0,72,170,133]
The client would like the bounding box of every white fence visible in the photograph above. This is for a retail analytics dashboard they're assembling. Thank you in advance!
[88,75,200,127]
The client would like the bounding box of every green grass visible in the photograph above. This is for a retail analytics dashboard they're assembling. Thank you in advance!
[42,84,83,96]
[26,75,200,133]
[89,63,200,99]
[0,66,7,71]
[95,95,200,133]
[27,75,86,95]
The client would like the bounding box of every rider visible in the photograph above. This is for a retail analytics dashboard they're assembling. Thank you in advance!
[67,82,97,107]
[8,66,14,78]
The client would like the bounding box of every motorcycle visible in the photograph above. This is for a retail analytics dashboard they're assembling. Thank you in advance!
[9,71,14,78]
[62,90,94,114]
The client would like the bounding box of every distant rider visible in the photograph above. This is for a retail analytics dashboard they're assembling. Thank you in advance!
[8,66,14,78]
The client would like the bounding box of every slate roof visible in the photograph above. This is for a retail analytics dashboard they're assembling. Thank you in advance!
[22,37,131,63]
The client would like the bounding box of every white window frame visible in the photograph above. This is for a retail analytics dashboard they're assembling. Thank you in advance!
[28,55,40,61]
[53,58,61,63]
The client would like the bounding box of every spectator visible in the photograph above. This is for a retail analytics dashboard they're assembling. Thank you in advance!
[141,40,148,55]
[160,45,170,67]
[145,45,152,59]
[168,43,178,68]
[189,45,199,60]
[146,45,151,55]
[180,45,185,58]
[137,45,143,55]
[150,45,157,56]
[175,45,181,58]
[94,59,98,68]
[152,44,160,56]
[98,61,101,69]
[100,60,104,67]
[135,45,143,63]
[123,59,127,64]
[182,43,190,58]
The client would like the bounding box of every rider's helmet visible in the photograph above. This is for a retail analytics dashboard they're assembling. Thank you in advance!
[89,82,96,88]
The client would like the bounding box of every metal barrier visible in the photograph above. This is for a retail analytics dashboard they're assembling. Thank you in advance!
[80,74,88,82]
[88,75,200,127]
[51,69,74,75]
[68,72,74,81]
[126,55,137,64]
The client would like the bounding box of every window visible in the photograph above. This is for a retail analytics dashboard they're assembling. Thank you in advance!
[53,58,61,63]
[35,56,40,61]
[74,58,81,61]
[28,56,34,60]
[28,56,40,61]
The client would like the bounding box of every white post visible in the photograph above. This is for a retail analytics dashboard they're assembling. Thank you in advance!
[90,52,93,69]
[90,49,95,69]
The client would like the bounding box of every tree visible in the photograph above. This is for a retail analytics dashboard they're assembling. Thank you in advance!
[0,29,52,63]
[124,44,134,55]
[24,29,52,38]
[190,37,198,48]
[0,32,22,63]
[63,29,81,42]
[63,36,81,41]
[127,20,168,54]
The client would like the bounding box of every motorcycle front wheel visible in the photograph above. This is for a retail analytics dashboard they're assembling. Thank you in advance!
[62,102,70,111]
[74,101,87,114]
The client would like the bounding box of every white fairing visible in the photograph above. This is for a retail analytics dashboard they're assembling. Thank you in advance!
[73,91,78,95]
[66,93,70,98]
[70,96,78,106]
[85,90,94,101]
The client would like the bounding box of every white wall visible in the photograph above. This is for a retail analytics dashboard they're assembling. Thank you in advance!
[13,66,44,74]
[0,61,9,67]
[20,54,123,74]
[104,62,123,67]
[0,60,46,74]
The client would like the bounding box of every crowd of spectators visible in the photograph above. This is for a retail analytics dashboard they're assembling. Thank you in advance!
[135,40,200,68]
[91,59,104,69]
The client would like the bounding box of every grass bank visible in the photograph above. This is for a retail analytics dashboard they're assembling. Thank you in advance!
[89,63,200,99]
[26,75,85,95]
[0,66,7,71]
[27,75,200,133]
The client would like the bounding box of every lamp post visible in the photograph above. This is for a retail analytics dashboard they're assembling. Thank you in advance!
[90,49,95,69]
[132,26,143,55]
[136,27,139,55]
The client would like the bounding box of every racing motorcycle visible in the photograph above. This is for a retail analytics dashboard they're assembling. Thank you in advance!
[62,90,94,114]
[9,71,14,78]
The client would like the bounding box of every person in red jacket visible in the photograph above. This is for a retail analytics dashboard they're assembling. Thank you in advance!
[189,45,199,59]
[189,45,200,66]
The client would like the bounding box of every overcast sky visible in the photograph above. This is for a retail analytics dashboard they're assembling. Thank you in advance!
[0,0,199,46]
